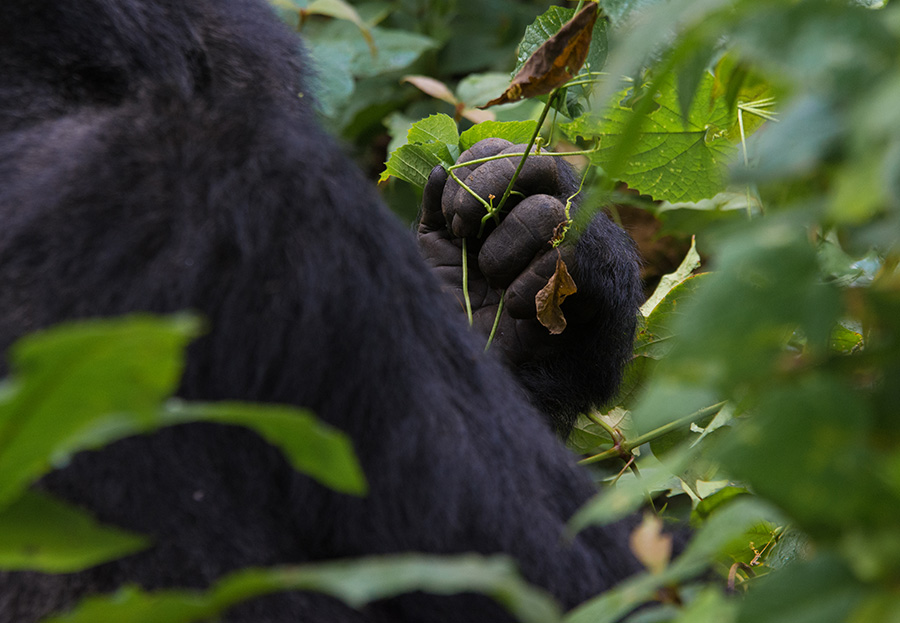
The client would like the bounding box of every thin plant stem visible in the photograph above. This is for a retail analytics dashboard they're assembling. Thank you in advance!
[578,402,727,465]
[493,89,560,216]
[484,291,505,352]
[447,148,600,172]
[738,107,753,221]
[586,411,619,441]
[461,238,473,325]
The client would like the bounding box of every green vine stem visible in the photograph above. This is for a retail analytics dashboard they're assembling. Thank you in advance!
[461,238,473,325]
[484,290,506,352]
[578,401,727,465]
[492,88,560,216]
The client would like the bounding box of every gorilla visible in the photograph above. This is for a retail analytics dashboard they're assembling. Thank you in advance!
[0,0,644,621]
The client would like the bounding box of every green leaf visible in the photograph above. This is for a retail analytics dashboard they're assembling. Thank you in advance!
[716,376,899,535]
[459,121,539,151]
[407,113,459,148]
[736,554,863,623]
[597,0,667,24]
[380,114,460,187]
[568,450,691,534]
[163,401,367,496]
[0,315,367,510]
[44,555,561,623]
[562,71,741,202]
[0,315,201,509]
[380,142,451,187]
[692,486,750,522]
[567,497,776,623]
[305,0,371,40]
[303,21,436,79]
[638,217,842,401]
[633,273,708,360]
[673,587,737,623]
[640,237,701,317]
[305,44,356,117]
[0,491,149,572]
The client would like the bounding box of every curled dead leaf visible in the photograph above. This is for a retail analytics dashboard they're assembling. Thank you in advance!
[481,3,600,108]
[535,252,577,335]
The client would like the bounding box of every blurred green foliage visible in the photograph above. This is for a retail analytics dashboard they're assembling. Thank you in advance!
[376,0,900,620]
[6,0,900,620]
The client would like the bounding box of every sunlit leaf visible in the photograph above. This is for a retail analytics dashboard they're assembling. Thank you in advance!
[459,120,539,151]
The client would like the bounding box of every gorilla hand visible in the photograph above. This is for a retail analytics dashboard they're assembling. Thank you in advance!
[417,138,643,434]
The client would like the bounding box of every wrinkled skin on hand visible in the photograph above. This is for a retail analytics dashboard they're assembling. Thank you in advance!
[418,138,644,433]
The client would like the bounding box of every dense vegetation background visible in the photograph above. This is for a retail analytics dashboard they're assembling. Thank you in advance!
[3,0,900,621]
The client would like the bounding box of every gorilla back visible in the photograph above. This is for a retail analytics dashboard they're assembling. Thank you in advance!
[0,1,641,621]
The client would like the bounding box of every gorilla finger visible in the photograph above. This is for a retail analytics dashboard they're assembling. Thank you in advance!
[499,143,576,201]
[442,138,514,237]
[420,165,449,231]
[478,194,567,289]
[417,230,462,270]
[460,137,515,165]
[504,246,576,320]
[446,156,518,238]
[447,143,577,238]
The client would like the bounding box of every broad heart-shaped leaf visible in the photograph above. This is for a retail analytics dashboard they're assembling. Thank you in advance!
[43,555,562,623]
[406,113,459,148]
[0,491,149,572]
[163,401,367,496]
[0,315,200,509]
[562,71,740,203]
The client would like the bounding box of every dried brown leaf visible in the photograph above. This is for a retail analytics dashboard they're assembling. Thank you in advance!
[535,253,577,335]
[481,3,600,108]
[629,514,673,575]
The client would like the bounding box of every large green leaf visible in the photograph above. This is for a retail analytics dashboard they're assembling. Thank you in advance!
[43,555,561,623]
[0,315,200,509]
[0,316,367,574]
[0,491,148,572]
[562,71,740,202]
[163,402,366,496]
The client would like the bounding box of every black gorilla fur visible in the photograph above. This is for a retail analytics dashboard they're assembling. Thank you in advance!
[0,1,644,621]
